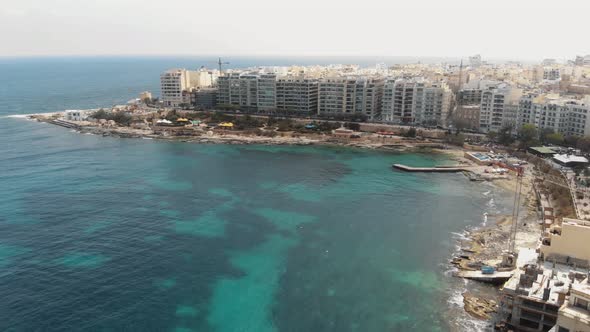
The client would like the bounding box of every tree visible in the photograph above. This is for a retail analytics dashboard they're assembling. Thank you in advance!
[498,125,515,146]
[539,128,555,144]
[545,132,564,145]
[565,135,580,148]
[518,124,539,149]
[404,127,417,138]
[577,137,590,153]
[91,109,132,126]
[487,130,498,142]
[445,133,465,146]
[344,122,361,131]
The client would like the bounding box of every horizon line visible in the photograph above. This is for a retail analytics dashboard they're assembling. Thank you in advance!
[0,53,571,63]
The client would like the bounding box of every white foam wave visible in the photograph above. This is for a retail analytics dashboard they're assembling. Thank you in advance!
[1,111,63,119]
[451,231,469,241]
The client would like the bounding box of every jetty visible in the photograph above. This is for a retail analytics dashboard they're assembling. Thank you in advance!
[392,164,470,173]
[50,119,80,129]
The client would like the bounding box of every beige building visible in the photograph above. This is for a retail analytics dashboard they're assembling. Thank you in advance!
[160,69,192,107]
[541,218,590,266]
[160,69,214,107]
[479,83,522,133]
[382,78,452,126]
[554,280,590,332]
[276,76,319,114]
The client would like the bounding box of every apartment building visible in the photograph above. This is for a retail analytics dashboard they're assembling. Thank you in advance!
[458,89,482,105]
[419,82,452,126]
[276,76,318,114]
[216,73,277,112]
[501,264,564,332]
[160,69,214,107]
[182,88,218,110]
[382,78,451,126]
[353,77,385,120]
[317,77,357,115]
[257,74,277,112]
[160,69,192,107]
[316,77,385,119]
[479,83,522,133]
[518,94,590,137]
[554,280,590,332]
[217,73,244,107]
[382,79,419,123]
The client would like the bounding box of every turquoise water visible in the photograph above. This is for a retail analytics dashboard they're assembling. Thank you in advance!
[0,57,512,331]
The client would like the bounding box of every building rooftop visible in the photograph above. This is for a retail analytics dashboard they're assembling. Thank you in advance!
[553,154,589,164]
[503,261,573,306]
[529,146,559,155]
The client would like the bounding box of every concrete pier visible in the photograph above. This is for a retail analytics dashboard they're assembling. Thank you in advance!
[392,164,469,173]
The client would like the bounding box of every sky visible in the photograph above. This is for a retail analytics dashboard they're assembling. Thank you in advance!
[0,0,589,61]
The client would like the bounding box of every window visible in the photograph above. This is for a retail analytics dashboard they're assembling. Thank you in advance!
[575,297,589,310]
[557,326,570,332]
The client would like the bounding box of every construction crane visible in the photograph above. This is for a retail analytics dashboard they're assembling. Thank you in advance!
[508,167,525,253]
[217,57,229,76]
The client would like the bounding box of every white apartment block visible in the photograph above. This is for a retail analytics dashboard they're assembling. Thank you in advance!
[317,77,384,119]
[216,73,277,112]
[382,79,419,123]
[217,73,242,107]
[518,94,590,137]
[276,76,318,114]
[382,78,452,126]
[317,77,357,115]
[257,74,277,112]
[353,77,385,120]
[419,82,452,126]
[479,83,522,133]
[160,69,191,107]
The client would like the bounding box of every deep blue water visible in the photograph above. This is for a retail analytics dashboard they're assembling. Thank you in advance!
[0,57,511,331]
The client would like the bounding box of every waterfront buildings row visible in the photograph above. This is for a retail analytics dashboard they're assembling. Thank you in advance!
[216,72,452,125]
[160,56,590,135]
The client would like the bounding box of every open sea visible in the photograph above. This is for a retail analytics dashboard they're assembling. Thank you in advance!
[0,56,512,331]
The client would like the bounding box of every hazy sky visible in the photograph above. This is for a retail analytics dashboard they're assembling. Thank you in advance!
[1,0,588,60]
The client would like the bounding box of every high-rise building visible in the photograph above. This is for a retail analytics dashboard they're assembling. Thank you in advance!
[160,69,192,107]
[276,76,319,114]
[216,73,278,112]
[238,74,259,111]
[382,79,419,123]
[317,77,384,119]
[161,69,215,107]
[419,82,452,126]
[518,94,590,137]
[382,78,452,126]
[479,83,522,133]
[357,77,385,120]
[257,74,277,112]
[217,73,243,107]
[317,77,357,115]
